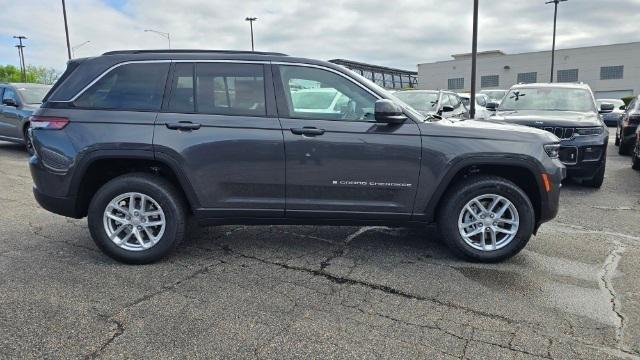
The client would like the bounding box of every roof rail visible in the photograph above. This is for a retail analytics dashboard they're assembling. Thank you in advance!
[102,49,288,56]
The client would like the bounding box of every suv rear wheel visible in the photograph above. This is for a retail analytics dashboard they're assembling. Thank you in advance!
[632,142,640,170]
[437,176,535,262]
[88,173,187,264]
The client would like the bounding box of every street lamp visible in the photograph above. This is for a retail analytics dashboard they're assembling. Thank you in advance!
[546,0,568,82]
[144,29,171,48]
[245,17,257,51]
[72,40,91,58]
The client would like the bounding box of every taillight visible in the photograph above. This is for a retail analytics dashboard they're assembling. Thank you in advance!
[29,116,69,130]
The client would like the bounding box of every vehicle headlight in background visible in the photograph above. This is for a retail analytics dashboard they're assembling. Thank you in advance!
[544,144,560,159]
[575,127,603,136]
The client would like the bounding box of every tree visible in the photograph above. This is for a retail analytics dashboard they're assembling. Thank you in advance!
[0,64,60,85]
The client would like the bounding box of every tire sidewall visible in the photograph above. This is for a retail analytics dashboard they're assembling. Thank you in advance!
[88,175,185,264]
[441,179,535,262]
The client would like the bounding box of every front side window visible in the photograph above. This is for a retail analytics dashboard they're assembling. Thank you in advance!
[74,63,169,111]
[500,87,595,112]
[278,65,376,121]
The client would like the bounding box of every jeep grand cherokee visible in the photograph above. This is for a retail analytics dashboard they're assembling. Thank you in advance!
[29,50,565,264]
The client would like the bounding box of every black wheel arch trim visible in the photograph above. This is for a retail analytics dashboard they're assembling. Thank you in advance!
[67,146,201,215]
[421,154,548,223]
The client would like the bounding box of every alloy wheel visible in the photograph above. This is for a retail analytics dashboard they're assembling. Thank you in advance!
[458,194,519,251]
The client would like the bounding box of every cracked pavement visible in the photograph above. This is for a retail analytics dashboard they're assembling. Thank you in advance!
[1,135,639,359]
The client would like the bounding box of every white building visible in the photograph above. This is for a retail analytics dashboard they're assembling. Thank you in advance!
[417,42,640,99]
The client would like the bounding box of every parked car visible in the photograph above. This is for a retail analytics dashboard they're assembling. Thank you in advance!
[0,83,52,154]
[487,83,607,188]
[394,90,468,120]
[30,49,564,264]
[458,93,492,120]
[597,99,626,127]
[617,95,640,155]
[479,89,508,104]
[632,126,640,170]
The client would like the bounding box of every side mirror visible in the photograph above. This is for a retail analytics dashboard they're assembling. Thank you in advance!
[2,98,17,107]
[599,103,615,113]
[374,99,407,124]
[438,105,454,115]
[486,102,498,111]
[620,105,626,110]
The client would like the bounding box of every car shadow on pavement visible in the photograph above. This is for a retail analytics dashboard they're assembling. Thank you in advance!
[0,142,28,157]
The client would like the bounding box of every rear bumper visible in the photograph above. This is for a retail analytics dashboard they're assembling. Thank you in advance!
[33,186,80,218]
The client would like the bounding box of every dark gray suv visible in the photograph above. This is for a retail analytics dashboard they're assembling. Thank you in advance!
[0,82,52,154]
[29,50,565,264]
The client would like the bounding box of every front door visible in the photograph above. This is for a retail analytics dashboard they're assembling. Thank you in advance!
[154,62,285,218]
[0,87,23,139]
[273,64,422,219]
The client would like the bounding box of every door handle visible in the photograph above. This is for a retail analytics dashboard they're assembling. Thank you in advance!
[290,127,325,136]
[166,122,201,131]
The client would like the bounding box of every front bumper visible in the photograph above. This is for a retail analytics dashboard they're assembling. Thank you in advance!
[559,133,608,180]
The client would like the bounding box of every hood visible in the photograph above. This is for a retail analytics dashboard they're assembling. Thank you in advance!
[491,110,601,127]
[421,119,559,144]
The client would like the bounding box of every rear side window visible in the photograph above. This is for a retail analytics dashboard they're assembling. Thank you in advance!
[74,63,169,111]
[166,63,266,116]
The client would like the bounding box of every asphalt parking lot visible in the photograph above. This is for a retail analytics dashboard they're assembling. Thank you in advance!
[0,134,639,359]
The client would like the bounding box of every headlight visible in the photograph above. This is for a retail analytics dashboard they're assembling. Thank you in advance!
[575,127,603,136]
[544,144,560,159]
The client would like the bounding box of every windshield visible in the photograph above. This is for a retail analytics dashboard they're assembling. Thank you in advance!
[597,99,625,108]
[291,90,337,110]
[16,84,52,104]
[481,90,507,101]
[394,92,439,112]
[500,87,596,112]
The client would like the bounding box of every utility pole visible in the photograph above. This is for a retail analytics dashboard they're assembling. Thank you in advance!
[245,17,257,51]
[13,36,27,82]
[62,0,72,60]
[469,0,479,119]
[546,0,567,82]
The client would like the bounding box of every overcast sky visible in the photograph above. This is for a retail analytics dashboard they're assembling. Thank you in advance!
[2,0,640,72]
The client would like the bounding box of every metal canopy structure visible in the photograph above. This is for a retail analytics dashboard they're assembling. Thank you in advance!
[329,59,418,90]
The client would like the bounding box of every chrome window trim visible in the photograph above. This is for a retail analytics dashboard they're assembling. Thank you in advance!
[54,59,270,103]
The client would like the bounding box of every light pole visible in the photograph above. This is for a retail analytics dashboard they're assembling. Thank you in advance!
[62,0,71,60]
[72,40,91,58]
[245,17,257,51]
[144,29,171,48]
[13,36,27,82]
[470,0,479,119]
[546,0,567,82]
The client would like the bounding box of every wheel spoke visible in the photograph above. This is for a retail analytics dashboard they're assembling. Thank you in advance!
[495,202,511,218]
[144,221,164,227]
[473,199,488,213]
[143,227,158,244]
[487,228,497,250]
[465,227,484,237]
[495,226,516,235]
[114,229,134,245]
[106,213,128,224]
[140,195,147,213]
[143,210,162,217]
[465,205,480,220]
[109,225,127,240]
[480,229,486,249]
[487,196,500,212]
[133,229,147,248]
[128,194,136,214]
[107,203,129,216]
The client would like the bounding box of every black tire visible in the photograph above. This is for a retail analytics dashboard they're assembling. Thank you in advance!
[23,126,34,156]
[632,144,640,170]
[615,128,620,146]
[619,137,631,155]
[437,175,535,262]
[88,173,187,264]
[583,162,606,188]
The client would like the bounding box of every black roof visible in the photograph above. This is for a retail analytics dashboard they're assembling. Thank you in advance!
[103,49,288,56]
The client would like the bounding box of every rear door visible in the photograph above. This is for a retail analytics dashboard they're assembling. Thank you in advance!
[0,87,23,139]
[154,61,285,218]
[273,64,422,219]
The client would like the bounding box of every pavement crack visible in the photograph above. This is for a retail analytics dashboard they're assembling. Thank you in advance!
[320,226,387,271]
[85,317,124,359]
[599,240,627,350]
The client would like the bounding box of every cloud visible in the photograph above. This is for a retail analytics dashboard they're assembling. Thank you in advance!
[1,0,639,72]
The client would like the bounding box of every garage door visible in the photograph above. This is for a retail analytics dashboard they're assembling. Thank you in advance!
[594,90,634,99]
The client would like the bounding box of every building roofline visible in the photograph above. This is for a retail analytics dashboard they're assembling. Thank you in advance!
[329,59,417,75]
[421,41,640,65]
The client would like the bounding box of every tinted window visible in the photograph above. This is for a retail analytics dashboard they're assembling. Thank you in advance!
[278,65,376,121]
[195,63,265,116]
[75,63,169,111]
[168,63,195,113]
[2,88,17,103]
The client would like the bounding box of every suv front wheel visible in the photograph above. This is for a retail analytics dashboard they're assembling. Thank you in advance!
[88,173,187,264]
[438,176,535,262]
